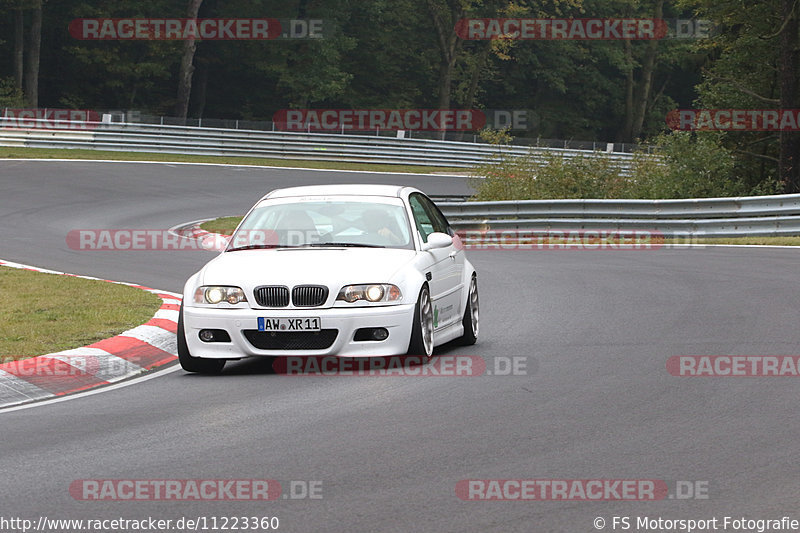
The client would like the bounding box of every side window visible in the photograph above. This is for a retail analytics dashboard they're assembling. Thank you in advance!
[421,196,451,236]
[409,194,435,242]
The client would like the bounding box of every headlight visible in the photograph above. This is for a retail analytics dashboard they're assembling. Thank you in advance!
[336,284,402,303]
[194,286,248,305]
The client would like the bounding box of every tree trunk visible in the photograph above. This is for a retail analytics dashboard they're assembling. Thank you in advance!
[463,40,491,110]
[618,39,635,142]
[427,0,464,110]
[175,0,204,121]
[779,0,800,193]
[437,57,456,110]
[14,8,24,92]
[194,65,208,118]
[630,0,663,141]
[24,0,42,108]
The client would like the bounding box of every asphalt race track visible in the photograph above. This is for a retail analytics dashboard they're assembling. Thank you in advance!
[2,160,800,533]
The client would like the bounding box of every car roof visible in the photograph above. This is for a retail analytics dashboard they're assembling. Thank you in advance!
[263,184,412,200]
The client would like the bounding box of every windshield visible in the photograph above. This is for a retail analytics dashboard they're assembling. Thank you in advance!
[226,199,413,251]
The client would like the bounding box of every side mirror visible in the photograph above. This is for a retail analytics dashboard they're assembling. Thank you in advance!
[421,232,453,251]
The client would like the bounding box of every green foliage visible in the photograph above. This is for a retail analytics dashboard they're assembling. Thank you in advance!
[478,126,513,144]
[0,78,24,108]
[633,132,736,198]
[472,131,780,200]
[472,151,632,200]
[0,0,704,136]
[679,0,784,191]
[0,0,789,196]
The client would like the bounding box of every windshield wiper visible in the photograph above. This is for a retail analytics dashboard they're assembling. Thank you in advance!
[308,242,385,248]
[226,244,296,252]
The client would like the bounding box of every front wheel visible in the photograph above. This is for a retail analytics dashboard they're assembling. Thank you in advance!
[178,303,225,374]
[406,285,434,359]
[458,275,479,345]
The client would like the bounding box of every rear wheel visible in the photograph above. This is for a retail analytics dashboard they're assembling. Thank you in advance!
[458,275,479,345]
[406,285,434,360]
[178,303,225,374]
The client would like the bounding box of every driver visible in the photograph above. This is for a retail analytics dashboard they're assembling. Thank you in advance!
[361,209,404,245]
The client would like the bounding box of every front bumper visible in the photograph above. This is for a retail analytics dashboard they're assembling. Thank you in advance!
[183,303,416,358]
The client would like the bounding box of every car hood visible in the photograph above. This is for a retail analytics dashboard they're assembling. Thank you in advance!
[200,247,417,290]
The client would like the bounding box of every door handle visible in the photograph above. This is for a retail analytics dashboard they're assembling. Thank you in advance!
[448,251,458,260]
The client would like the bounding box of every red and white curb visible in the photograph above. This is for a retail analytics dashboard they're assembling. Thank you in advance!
[170,220,229,251]
[0,259,180,409]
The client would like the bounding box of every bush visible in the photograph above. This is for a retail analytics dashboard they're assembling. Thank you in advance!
[478,126,514,145]
[633,132,760,198]
[471,131,780,200]
[471,151,631,201]
[0,78,24,109]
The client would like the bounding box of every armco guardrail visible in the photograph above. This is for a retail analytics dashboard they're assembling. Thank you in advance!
[6,117,791,237]
[437,194,800,238]
[0,118,638,170]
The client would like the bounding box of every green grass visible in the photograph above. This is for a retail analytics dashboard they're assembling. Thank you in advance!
[0,268,162,361]
[0,146,464,174]
[200,216,243,234]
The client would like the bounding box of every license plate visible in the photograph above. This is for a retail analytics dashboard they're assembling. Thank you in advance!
[258,317,321,332]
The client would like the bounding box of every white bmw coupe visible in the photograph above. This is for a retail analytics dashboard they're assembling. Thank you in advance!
[178,184,479,373]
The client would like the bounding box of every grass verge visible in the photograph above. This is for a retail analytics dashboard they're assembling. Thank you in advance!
[0,146,464,174]
[0,267,162,361]
[200,216,242,235]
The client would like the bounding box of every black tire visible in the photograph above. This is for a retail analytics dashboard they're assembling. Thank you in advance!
[178,303,225,374]
[458,275,479,346]
[406,285,434,360]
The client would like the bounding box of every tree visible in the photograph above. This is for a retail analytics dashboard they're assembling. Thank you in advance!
[426,0,467,109]
[274,0,356,109]
[23,0,41,107]
[13,5,23,91]
[47,0,183,112]
[2,0,42,104]
[778,0,799,192]
[622,0,663,141]
[686,0,797,192]
[175,0,204,120]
